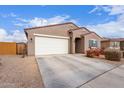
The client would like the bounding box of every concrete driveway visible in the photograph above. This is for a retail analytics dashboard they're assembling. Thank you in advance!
[36,54,124,88]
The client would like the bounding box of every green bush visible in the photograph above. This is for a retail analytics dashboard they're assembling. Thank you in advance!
[104,48,121,61]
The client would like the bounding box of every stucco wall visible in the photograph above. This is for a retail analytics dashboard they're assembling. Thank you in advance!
[25,23,78,55]
[27,36,35,56]
[71,28,90,53]
[72,28,90,37]
[25,23,102,55]
[84,33,102,53]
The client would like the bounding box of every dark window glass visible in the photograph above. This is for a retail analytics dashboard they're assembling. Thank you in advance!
[89,40,98,47]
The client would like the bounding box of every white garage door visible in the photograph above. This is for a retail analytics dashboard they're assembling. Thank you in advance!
[35,34,69,55]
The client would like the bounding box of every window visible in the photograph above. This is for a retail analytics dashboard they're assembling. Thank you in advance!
[89,40,98,47]
[111,42,120,47]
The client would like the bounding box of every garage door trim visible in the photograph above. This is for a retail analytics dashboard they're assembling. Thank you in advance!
[34,33,69,39]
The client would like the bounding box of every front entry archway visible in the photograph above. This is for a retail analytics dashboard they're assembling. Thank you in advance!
[75,38,82,53]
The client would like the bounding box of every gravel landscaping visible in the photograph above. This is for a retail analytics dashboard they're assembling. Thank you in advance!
[0,55,44,88]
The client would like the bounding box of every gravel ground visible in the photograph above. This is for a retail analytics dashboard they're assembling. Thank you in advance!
[0,55,44,88]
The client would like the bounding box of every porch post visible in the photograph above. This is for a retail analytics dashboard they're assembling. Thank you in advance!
[72,37,75,54]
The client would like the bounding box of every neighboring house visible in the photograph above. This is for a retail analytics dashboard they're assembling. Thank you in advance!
[101,38,124,51]
[24,22,102,56]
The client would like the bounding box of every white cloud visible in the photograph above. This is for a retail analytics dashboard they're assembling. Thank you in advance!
[89,6,100,14]
[0,15,77,42]
[0,28,26,42]
[104,6,124,15]
[46,15,70,25]
[0,28,8,41]
[28,17,48,27]
[15,15,77,27]
[9,12,17,17]
[86,14,124,38]
[87,5,124,38]
[0,12,17,18]
[16,18,28,22]
[14,23,25,27]
[89,5,124,15]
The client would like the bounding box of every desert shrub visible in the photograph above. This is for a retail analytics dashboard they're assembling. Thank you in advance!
[86,48,101,58]
[104,48,121,61]
[100,48,105,55]
[86,49,94,57]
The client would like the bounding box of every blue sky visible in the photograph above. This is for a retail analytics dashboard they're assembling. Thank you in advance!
[0,5,124,42]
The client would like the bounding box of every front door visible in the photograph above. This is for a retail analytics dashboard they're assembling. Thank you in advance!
[75,38,82,53]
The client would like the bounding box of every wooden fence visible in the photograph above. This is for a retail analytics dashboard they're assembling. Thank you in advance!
[16,43,27,55]
[0,42,16,55]
[0,42,27,55]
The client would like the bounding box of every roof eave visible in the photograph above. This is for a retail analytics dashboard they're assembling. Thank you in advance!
[24,22,79,31]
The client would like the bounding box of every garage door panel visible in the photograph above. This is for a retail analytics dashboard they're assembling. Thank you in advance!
[35,36,69,55]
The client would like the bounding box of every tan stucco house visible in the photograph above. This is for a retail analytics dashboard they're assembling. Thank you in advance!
[24,22,102,56]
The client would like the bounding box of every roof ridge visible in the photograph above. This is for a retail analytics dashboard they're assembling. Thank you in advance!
[24,22,79,30]
[81,31,103,39]
[81,32,93,35]
[69,27,91,32]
